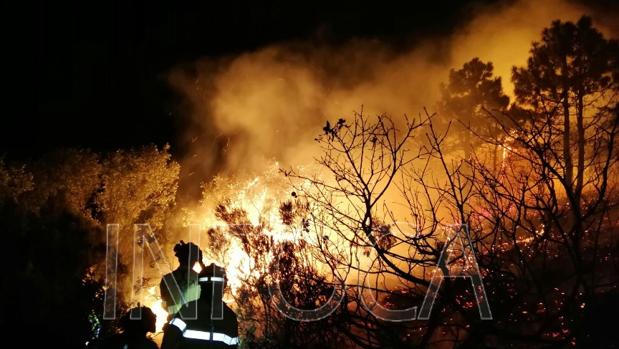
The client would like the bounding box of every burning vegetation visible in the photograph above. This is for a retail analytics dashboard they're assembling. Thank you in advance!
[3,3,619,349]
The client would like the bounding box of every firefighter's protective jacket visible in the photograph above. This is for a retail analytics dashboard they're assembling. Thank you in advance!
[160,268,201,316]
[162,277,239,349]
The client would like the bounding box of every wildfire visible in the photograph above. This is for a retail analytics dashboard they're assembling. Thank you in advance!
[195,166,299,288]
[131,165,318,335]
[222,240,253,292]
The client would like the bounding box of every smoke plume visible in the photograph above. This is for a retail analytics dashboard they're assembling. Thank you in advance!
[168,0,617,196]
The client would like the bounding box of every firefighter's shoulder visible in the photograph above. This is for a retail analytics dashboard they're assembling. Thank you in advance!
[224,303,238,321]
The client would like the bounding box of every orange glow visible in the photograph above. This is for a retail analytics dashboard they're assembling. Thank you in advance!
[195,169,298,293]
[144,286,169,333]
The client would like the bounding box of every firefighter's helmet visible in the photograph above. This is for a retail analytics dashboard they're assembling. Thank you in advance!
[120,306,157,334]
[173,241,202,264]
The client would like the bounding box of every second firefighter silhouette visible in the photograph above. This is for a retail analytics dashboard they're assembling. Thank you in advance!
[162,263,239,349]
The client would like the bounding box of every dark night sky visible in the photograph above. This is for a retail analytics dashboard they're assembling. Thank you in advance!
[4,0,615,158]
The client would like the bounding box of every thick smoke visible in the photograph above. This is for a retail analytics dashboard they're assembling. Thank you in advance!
[169,0,616,196]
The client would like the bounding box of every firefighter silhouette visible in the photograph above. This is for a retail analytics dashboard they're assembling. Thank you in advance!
[99,306,158,349]
[161,263,239,349]
[160,241,202,317]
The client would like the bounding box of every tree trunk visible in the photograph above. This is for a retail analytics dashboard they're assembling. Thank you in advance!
[562,90,573,188]
[576,89,585,201]
[561,59,573,189]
